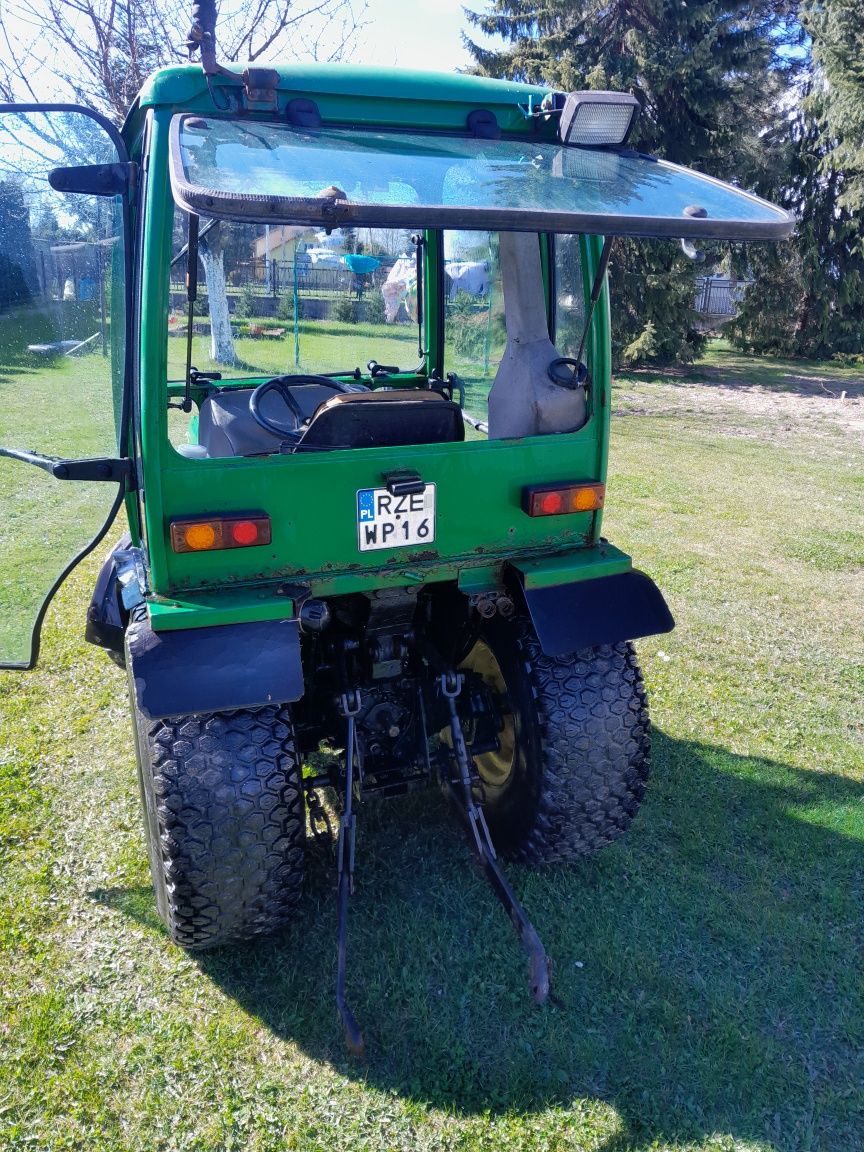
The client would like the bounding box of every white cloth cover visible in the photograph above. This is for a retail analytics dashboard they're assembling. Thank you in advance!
[382,256,417,323]
[445,260,490,300]
[487,233,587,439]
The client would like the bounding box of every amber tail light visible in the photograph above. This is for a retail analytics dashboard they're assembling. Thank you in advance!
[170,514,272,553]
[522,482,605,517]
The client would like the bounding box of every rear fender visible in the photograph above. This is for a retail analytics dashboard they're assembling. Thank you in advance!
[510,569,674,656]
[125,612,304,721]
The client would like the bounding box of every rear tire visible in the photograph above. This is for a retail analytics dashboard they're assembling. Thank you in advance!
[459,617,650,864]
[131,703,306,949]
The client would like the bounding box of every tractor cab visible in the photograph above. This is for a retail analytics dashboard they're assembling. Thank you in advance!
[0,63,793,1052]
[0,71,792,668]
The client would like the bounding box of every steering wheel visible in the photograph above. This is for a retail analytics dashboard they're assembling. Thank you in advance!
[249,374,356,441]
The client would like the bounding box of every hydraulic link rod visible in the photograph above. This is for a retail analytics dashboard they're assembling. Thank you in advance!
[438,673,551,1005]
[335,689,365,1056]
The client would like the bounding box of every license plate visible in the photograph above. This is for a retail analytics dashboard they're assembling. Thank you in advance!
[356,485,436,552]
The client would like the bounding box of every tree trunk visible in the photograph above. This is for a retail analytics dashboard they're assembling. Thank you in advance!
[199,232,236,367]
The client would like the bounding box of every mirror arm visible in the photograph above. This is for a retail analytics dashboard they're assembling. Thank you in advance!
[0,447,132,483]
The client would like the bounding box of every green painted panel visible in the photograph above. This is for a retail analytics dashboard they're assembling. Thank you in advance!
[137,66,548,135]
[149,586,296,630]
[513,542,631,589]
[156,429,601,594]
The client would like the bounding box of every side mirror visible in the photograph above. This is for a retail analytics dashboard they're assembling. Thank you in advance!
[49,162,136,197]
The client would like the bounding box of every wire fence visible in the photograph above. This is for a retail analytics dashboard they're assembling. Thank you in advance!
[169,257,397,300]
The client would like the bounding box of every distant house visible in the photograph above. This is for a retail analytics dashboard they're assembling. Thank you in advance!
[253,225,308,265]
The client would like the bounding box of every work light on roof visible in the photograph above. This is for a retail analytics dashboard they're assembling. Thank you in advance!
[558,91,640,147]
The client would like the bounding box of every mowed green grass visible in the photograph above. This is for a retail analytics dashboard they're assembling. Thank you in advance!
[1,346,863,1151]
[165,317,422,382]
[0,305,121,663]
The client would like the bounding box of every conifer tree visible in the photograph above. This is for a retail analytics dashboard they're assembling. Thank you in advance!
[730,89,864,358]
[465,0,802,365]
[804,0,864,213]
[0,180,35,311]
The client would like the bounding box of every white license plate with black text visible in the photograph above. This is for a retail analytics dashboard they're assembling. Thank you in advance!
[356,485,436,551]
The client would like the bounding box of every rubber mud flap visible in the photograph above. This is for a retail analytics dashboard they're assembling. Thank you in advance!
[126,615,303,719]
[84,532,132,660]
[514,569,674,657]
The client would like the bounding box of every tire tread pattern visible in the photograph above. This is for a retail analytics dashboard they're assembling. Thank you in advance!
[512,624,651,864]
[136,705,305,949]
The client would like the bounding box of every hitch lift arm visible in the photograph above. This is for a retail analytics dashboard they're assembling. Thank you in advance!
[438,672,551,1005]
[329,671,549,1057]
[335,689,365,1056]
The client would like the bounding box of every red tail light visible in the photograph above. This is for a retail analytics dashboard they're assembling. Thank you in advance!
[170,514,272,553]
[522,482,605,517]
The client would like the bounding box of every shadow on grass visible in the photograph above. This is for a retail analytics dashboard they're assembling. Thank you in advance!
[94,730,864,1149]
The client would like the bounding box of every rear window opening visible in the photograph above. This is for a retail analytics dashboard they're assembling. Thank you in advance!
[163,115,792,461]
[165,218,593,459]
[165,218,430,458]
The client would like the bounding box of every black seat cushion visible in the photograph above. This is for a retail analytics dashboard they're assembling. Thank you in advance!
[295,389,465,451]
[197,384,339,457]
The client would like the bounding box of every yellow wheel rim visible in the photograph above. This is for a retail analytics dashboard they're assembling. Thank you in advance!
[459,639,516,789]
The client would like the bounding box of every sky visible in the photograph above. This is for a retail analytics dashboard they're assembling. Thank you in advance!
[0,0,497,104]
[334,0,488,73]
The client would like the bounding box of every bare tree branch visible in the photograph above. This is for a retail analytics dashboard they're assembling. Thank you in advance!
[0,0,365,371]
[0,0,366,124]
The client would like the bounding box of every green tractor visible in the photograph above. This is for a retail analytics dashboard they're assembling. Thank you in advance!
[0,5,791,1053]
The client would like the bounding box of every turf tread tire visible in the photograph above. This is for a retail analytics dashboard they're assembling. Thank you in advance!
[474,619,650,865]
[133,705,305,949]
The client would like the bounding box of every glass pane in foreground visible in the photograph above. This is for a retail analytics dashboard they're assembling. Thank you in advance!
[171,117,794,241]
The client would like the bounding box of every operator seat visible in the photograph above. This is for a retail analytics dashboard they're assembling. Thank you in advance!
[196,382,336,457]
[293,389,464,451]
[193,385,464,457]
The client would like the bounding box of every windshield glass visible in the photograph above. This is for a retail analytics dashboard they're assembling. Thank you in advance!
[170,116,793,241]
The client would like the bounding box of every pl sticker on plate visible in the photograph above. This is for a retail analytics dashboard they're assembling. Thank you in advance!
[356,485,436,552]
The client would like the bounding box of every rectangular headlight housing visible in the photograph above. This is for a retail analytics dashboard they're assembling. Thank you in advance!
[559,91,640,147]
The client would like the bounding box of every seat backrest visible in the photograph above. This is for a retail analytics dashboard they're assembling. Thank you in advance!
[197,383,339,457]
[295,389,465,451]
[197,388,285,458]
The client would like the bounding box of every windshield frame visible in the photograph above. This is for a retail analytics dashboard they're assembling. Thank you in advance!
[168,114,795,243]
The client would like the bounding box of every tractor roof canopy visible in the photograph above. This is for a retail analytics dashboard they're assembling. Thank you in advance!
[169,114,793,242]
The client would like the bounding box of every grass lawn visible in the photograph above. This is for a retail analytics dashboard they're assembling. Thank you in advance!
[0,305,121,663]
[165,317,424,383]
[0,344,862,1151]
